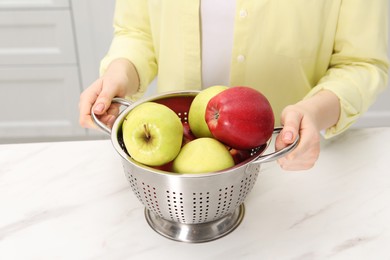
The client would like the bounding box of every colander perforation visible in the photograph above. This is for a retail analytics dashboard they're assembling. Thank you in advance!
[166,191,186,222]
[127,173,143,202]
[213,186,235,219]
[191,192,211,223]
[177,111,188,122]
[236,173,259,206]
[139,182,162,217]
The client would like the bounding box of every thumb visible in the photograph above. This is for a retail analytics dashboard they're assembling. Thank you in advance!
[92,80,119,115]
[275,109,301,149]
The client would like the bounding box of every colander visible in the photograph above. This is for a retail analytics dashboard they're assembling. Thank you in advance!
[92,90,299,243]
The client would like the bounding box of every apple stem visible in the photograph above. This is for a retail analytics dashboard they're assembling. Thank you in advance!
[213,109,220,120]
[143,124,151,140]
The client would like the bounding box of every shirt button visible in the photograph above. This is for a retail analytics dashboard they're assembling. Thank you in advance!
[237,55,245,63]
[239,9,248,18]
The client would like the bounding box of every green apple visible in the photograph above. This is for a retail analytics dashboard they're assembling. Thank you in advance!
[188,85,228,138]
[122,102,183,166]
[172,137,235,173]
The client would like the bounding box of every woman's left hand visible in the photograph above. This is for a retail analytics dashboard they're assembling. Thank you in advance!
[275,90,340,171]
[275,104,321,171]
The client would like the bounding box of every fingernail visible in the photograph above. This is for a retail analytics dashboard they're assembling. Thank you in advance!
[94,103,105,113]
[283,131,293,142]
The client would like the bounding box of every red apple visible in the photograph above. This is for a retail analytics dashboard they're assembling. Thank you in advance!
[182,122,196,146]
[226,146,252,165]
[152,160,173,172]
[206,86,274,150]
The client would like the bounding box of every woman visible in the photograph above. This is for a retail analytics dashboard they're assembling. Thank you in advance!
[79,0,389,170]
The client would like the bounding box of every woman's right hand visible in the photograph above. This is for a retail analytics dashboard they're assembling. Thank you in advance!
[78,59,140,129]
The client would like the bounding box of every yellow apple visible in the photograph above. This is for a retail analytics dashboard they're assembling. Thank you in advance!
[122,102,183,166]
[172,137,235,173]
[188,85,228,138]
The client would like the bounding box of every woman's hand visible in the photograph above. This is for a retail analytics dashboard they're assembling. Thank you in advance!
[275,105,321,170]
[275,90,340,171]
[78,59,140,129]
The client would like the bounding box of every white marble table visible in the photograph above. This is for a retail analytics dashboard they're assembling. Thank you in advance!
[1,127,390,260]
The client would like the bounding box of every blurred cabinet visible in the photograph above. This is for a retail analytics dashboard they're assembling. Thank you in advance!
[0,0,69,8]
[0,9,77,65]
[0,0,117,143]
[0,0,85,142]
[70,0,115,89]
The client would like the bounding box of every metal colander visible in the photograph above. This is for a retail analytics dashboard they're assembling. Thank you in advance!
[92,91,298,243]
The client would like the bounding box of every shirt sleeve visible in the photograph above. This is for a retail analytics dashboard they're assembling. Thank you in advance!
[99,0,157,100]
[304,0,389,138]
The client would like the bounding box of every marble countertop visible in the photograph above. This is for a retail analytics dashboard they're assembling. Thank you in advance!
[1,127,390,260]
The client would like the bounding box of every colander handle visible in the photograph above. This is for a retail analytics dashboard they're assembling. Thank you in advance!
[250,127,300,165]
[91,97,133,135]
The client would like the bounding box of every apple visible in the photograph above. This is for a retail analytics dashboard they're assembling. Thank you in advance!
[182,122,196,146]
[226,146,252,165]
[122,102,183,166]
[188,85,228,138]
[172,137,235,173]
[152,161,174,172]
[206,86,274,150]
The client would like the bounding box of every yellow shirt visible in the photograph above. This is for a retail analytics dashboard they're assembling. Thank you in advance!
[100,0,389,138]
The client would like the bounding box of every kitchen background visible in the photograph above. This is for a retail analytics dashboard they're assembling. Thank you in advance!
[0,0,389,144]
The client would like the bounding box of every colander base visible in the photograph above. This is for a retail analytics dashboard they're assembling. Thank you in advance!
[144,204,245,243]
